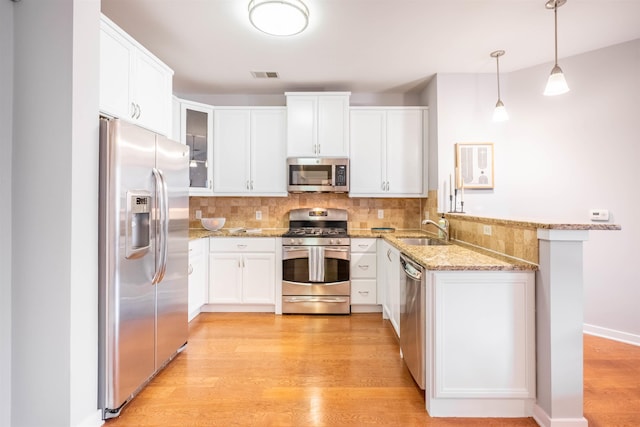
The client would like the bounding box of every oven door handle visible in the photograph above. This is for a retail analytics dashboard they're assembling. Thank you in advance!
[283,247,349,252]
[283,297,350,304]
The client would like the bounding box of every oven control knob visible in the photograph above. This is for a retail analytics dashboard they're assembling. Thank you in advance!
[297,239,303,245]
[335,239,341,245]
[329,239,335,245]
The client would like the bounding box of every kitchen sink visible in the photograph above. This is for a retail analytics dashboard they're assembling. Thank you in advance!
[398,237,449,246]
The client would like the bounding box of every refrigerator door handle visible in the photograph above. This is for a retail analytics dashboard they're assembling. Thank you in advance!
[151,168,169,284]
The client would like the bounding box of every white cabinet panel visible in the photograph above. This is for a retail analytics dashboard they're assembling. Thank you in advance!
[242,253,276,304]
[208,253,243,304]
[188,238,208,321]
[377,240,400,335]
[350,238,379,310]
[425,270,536,417]
[286,92,350,157]
[208,238,276,310]
[251,109,287,194]
[213,108,287,196]
[349,110,385,194]
[350,107,426,197]
[386,110,424,195]
[213,109,251,193]
[351,253,377,279]
[99,15,173,136]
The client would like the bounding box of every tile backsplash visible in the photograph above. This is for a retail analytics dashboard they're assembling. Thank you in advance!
[192,190,539,264]
[190,194,423,230]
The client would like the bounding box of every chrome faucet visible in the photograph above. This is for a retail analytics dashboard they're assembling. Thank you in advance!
[422,218,449,241]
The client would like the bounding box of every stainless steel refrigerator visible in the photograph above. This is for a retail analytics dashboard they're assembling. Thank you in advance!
[98,117,189,419]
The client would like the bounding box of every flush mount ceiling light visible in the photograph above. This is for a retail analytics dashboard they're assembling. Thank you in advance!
[490,50,508,122]
[248,0,309,36]
[544,0,570,96]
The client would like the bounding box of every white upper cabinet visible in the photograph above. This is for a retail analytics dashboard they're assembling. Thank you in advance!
[176,99,214,195]
[349,107,427,197]
[99,14,173,136]
[213,107,287,196]
[285,92,350,157]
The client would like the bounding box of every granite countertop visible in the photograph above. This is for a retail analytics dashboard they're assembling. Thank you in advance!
[189,228,288,240]
[190,227,536,272]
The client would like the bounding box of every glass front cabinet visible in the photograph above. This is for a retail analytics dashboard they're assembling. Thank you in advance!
[176,99,214,194]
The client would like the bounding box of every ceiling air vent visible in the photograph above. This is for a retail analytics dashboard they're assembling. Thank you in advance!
[251,71,280,79]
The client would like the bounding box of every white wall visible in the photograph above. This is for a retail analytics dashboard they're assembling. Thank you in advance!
[11,1,101,426]
[0,1,14,426]
[429,39,640,342]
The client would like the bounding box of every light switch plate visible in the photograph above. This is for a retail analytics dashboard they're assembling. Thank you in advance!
[483,225,492,236]
[378,209,384,219]
[195,210,202,219]
[256,210,262,220]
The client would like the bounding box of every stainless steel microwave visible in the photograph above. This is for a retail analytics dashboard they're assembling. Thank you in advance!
[287,157,349,193]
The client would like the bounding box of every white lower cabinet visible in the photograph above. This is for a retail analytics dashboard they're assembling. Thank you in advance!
[188,238,209,321]
[207,238,276,312]
[377,239,400,336]
[350,238,378,311]
[425,270,536,417]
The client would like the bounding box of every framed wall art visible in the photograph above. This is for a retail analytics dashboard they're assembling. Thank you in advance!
[455,143,494,189]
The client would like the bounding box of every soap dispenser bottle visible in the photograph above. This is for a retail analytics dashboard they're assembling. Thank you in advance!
[438,214,447,239]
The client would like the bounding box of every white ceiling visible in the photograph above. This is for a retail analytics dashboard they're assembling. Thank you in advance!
[101,0,640,95]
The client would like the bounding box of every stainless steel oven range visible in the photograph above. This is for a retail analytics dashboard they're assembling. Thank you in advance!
[282,208,350,314]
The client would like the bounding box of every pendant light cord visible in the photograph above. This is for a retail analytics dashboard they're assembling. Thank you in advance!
[496,55,501,100]
[554,2,559,66]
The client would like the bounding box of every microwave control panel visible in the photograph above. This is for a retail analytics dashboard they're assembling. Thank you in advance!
[335,165,347,186]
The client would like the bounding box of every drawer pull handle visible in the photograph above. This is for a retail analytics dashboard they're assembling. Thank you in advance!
[237,244,247,249]
[358,265,369,270]
[358,244,368,248]
[358,291,369,295]
[188,264,194,275]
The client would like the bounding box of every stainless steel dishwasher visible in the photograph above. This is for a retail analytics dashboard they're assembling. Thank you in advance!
[399,253,426,390]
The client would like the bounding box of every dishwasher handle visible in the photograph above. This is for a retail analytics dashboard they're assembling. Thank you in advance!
[400,254,423,281]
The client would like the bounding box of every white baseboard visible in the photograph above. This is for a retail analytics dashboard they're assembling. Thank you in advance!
[583,324,640,346]
[532,404,588,427]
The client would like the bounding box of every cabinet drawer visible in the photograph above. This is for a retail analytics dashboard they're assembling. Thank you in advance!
[351,253,377,279]
[351,280,377,304]
[350,238,377,253]
[209,237,275,253]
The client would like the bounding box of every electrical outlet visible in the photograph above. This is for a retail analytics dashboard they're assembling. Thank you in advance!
[256,210,262,220]
[378,209,384,219]
[195,210,202,219]
[483,225,492,236]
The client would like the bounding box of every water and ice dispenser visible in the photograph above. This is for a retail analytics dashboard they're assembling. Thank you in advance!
[126,191,151,259]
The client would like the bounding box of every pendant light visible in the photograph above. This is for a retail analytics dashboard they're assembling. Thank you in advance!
[248,0,309,36]
[490,50,508,122]
[544,0,570,96]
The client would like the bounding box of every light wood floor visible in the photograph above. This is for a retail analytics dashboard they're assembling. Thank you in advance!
[105,313,640,427]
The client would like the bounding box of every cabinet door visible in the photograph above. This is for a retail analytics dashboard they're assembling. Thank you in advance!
[386,245,401,336]
[386,110,424,195]
[180,100,214,194]
[431,271,536,399]
[242,253,275,304]
[132,51,173,136]
[213,109,251,193]
[99,21,133,120]
[317,96,349,156]
[209,253,243,303]
[286,96,317,156]
[349,110,386,195]
[251,109,287,195]
[188,239,208,321]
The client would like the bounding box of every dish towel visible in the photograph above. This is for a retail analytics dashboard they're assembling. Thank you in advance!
[308,246,325,282]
